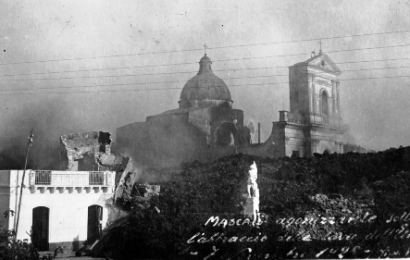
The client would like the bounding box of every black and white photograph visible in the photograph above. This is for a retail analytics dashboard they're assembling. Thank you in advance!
[0,0,410,259]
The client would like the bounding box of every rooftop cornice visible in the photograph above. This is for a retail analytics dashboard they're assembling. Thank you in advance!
[272,121,307,129]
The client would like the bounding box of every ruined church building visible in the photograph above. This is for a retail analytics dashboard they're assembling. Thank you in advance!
[116,50,345,168]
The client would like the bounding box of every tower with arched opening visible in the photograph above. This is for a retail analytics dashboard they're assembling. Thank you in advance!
[271,51,346,157]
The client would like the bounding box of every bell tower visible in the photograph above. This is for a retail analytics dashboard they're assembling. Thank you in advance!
[288,51,343,127]
[271,51,345,157]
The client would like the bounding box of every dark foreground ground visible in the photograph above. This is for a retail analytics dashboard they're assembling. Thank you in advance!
[92,147,410,259]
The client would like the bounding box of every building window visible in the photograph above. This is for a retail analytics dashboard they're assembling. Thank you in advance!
[321,91,329,115]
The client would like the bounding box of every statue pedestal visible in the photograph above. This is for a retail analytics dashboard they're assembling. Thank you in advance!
[244,197,259,218]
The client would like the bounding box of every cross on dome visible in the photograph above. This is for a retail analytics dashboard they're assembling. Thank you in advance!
[203,43,208,55]
[319,40,323,54]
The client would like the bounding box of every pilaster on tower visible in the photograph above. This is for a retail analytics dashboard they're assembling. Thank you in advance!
[271,51,346,158]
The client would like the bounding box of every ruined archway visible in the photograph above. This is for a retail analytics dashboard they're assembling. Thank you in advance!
[215,122,237,147]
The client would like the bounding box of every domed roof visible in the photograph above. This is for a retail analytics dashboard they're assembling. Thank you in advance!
[199,55,211,63]
[179,54,231,102]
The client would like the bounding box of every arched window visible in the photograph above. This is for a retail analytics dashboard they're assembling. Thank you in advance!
[321,91,329,115]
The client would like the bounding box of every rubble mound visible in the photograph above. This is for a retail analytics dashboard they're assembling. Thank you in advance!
[97,147,410,259]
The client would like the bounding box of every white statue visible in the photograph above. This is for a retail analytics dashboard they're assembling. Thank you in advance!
[247,161,259,198]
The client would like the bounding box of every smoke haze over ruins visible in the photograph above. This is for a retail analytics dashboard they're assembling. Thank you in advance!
[1,0,410,168]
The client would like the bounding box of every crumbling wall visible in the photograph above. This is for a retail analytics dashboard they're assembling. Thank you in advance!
[60,131,111,171]
[60,131,132,191]
[99,153,132,183]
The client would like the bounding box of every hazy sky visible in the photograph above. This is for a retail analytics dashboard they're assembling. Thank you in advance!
[1,0,410,166]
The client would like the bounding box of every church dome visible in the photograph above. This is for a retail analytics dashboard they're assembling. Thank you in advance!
[179,54,232,108]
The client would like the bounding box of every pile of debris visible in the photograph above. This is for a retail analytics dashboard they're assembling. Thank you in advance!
[113,170,160,209]
[87,169,161,258]
[92,146,410,259]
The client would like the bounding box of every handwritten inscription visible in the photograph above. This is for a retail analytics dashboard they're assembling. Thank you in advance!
[185,212,410,259]
[194,244,410,259]
[275,212,377,228]
[385,212,410,223]
[287,245,410,259]
[365,224,410,240]
[204,216,265,228]
[187,232,268,244]
[277,231,357,242]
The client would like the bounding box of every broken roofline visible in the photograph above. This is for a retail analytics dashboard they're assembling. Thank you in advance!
[60,131,112,145]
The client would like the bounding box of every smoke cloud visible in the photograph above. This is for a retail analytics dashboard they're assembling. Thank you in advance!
[0,96,80,170]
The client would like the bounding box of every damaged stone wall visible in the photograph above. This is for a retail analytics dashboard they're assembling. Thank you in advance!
[60,131,106,171]
[60,131,130,177]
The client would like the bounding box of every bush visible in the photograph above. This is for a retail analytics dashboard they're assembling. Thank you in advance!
[0,210,38,260]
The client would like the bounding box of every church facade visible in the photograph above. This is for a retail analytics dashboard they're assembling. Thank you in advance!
[270,51,346,157]
[116,51,346,168]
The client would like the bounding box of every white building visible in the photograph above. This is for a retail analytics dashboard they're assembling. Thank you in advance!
[0,169,115,251]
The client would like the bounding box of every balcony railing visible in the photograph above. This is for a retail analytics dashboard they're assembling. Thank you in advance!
[89,171,105,185]
[29,170,114,187]
[34,170,51,185]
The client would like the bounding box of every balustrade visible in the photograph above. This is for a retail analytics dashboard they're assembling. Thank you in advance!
[29,170,113,187]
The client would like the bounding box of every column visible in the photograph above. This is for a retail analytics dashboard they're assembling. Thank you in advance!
[310,74,316,113]
[336,81,341,117]
[308,74,316,124]
[332,80,338,115]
